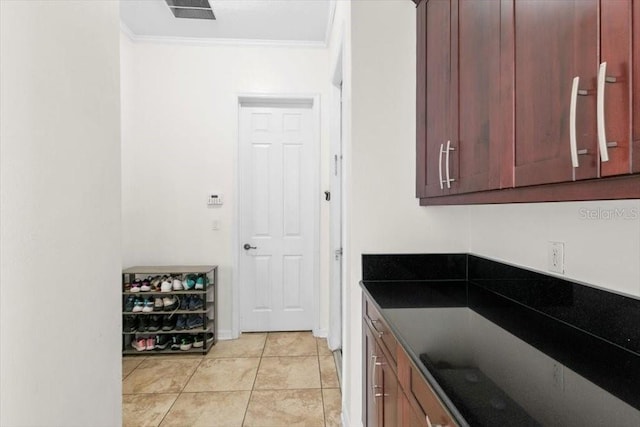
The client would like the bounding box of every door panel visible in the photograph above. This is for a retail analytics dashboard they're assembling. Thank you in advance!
[633,0,640,173]
[600,0,632,177]
[423,0,452,197]
[240,104,315,332]
[514,0,598,186]
[454,0,502,193]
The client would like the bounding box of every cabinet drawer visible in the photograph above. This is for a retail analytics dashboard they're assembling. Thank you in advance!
[398,347,456,427]
[364,296,397,366]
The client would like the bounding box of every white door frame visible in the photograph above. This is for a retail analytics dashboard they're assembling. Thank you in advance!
[232,93,321,338]
[328,43,344,351]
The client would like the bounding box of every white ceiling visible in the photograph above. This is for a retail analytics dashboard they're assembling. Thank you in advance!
[120,0,333,45]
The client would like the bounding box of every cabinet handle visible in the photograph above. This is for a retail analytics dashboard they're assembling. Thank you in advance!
[366,317,383,339]
[444,140,455,189]
[569,76,580,167]
[597,62,617,162]
[371,354,382,404]
[438,143,445,190]
[568,77,590,167]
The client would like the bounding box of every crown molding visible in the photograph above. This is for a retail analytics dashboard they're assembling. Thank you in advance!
[119,20,326,49]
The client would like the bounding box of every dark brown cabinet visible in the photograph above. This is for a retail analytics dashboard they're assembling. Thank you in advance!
[416,0,505,198]
[363,294,456,427]
[363,297,399,427]
[415,0,640,205]
[513,0,598,186]
[633,0,640,173]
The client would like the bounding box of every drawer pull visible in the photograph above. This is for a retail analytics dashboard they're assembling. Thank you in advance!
[366,317,384,338]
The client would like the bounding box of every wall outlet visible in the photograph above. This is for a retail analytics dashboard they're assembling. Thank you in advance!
[548,242,565,274]
[212,220,220,230]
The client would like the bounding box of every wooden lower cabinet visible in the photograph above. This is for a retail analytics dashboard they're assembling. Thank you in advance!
[364,295,456,427]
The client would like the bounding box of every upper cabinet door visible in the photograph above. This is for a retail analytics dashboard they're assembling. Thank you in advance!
[416,0,453,198]
[600,0,633,177]
[453,0,503,194]
[513,0,599,187]
[633,0,640,173]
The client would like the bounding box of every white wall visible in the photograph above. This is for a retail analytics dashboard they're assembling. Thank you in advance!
[469,200,640,297]
[0,1,122,425]
[120,37,331,337]
[344,1,469,425]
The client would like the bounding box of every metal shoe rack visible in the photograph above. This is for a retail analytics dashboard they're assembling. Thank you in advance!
[121,265,217,355]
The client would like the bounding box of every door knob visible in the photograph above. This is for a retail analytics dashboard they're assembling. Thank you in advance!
[243,244,257,250]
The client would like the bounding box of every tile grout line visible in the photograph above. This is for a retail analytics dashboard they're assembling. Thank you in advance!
[241,333,268,426]
[317,339,328,427]
[156,356,205,426]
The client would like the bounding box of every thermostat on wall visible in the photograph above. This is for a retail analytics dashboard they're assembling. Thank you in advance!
[207,193,223,206]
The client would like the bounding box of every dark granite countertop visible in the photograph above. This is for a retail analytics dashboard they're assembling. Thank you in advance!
[361,254,640,427]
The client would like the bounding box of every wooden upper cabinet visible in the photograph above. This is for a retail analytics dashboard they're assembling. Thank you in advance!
[600,0,633,177]
[633,0,640,173]
[416,0,504,198]
[416,0,453,198]
[512,0,599,187]
[454,0,504,194]
[415,0,640,204]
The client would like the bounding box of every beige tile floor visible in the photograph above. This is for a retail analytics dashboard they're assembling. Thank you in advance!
[123,332,342,427]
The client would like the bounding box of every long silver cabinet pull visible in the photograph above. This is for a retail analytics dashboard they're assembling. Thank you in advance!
[438,143,445,190]
[445,140,456,189]
[569,76,581,167]
[371,354,380,401]
[597,62,613,162]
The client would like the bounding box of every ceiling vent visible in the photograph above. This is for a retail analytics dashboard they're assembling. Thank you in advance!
[165,0,216,20]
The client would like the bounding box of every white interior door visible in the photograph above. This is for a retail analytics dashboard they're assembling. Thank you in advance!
[239,100,316,332]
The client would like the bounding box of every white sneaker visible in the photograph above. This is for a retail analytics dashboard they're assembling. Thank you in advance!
[142,298,154,313]
[172,278,184,291]
[160,278,173,292]
[130,280,141,293]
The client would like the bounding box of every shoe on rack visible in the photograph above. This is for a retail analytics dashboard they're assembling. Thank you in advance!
[170,335,181,351]
[172,277,184,291]
[123,315,137,333]
[180,295,190,311]
[132,297,144,313]
[142,297,154,313]
[154,297,164,311]
[151,276,162,292]
[186,314,205,330]
[130,279,142,293]
[146,336,156,351]
[155,335,170,351]
[192,334,204,348]
[138,315,149,332]
[184,275,196,290]
[124,295,136,312]
[179,336,193,351]
[140,278,151,292]
[195,275,205,290]
[131,337,146,352]
[175,314,188,331]
[205,333,215,345]
[160,277,173,292]
[189,295,203,311]
[148,315,162,332]
[163,295,179,311]
[162,315,176,331]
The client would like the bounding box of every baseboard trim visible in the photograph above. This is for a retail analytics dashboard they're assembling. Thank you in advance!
[217,329,235,340]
